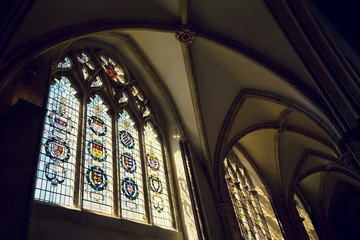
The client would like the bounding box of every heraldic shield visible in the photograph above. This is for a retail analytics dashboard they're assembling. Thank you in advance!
[148,155,159,171]
[121,152,136,173]
[49,111,73,133]
[45,138,71,162]
[104,63,118,79]
[119,130,135,149]
[149,174,163,194]
[54,114,68,130]
[92,170,103,187]
[86,166,108,191]
[121,177,139,200]
[89,116,107,136]
[87,140,107,161]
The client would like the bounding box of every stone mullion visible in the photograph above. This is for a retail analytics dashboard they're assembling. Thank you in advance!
[226,163,249,239]
[231,182,249,238]
[236,167,256,239]
[251,191,271,239]
[248,192,263,238]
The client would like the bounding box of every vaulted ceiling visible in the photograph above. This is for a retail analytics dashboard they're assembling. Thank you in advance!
[2,0,359,225]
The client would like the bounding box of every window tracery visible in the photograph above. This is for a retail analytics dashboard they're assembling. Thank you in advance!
[224,157,283,239]
[34,47,174,228]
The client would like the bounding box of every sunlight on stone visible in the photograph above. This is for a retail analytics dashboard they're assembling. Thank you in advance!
[174,150,198,240]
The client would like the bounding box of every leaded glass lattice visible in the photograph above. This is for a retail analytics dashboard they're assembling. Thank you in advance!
[57,57,72,68]
[35,47,176,230]
[91,76,103,88]
[224,158,273,240]
[118,110,145,222]
[100,55,126,84]
[82,95,113,214]
[34,76,79,206]
[144,123,173,228]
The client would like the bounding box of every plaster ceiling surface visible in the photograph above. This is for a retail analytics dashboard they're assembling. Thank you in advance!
[283,110,333,142]
[120,30,201,150]
[298,172,323,213]
[299,155,332,179]
[298,169,360,217]
[192,37,318,159]
[188,0,315,88]
[106,34,177,123]
[277,132,307,197]
[279,131,334,156]
[6,0,331,159]
[230,97,340,200]
[90,33,189,154]
[10,0,316,92]
[228,98,287,143]
[279,131,335,194]
[4,0,341,187]
[238,129,281,195]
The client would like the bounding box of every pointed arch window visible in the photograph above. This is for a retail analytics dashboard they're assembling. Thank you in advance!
[34,48,174,228]
[224,156,283,240]
[83,95,113,214]
[118,109,146,221]
[144,122,173,228]
[294,194,319,240]
[34,76,79,206]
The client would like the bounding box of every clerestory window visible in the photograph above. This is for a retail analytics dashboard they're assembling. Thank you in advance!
[34,48,174,229]
[224,156,283,240]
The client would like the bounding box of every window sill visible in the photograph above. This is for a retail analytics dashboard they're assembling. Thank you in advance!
[29,202,182,240]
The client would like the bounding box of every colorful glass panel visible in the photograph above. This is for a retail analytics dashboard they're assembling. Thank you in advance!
[91,76,103,88]
[83,95,113,214]
[118,110,145,222]
[36,48,176,229]
[77,52,95,70]
[34,76,79,206]
[57,57,72,68]
[144,123,172,228]
[100,55,126,84]
[119,92,128,103]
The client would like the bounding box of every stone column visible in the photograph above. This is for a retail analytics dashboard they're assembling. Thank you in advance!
[216,203,243,240]
[0,99,45,240]
[272,199,305,240]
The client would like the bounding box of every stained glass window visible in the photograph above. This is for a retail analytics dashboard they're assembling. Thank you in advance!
[100,55,126,84]
[82,95,113,214]
[224,157,283,240]
[118,109,145,222]
[57,57,72,68]
[91,76,103,88]
[35,47,175,230]
[144,123,173,228]
[34,76,79,206]
[294,194,319,240]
